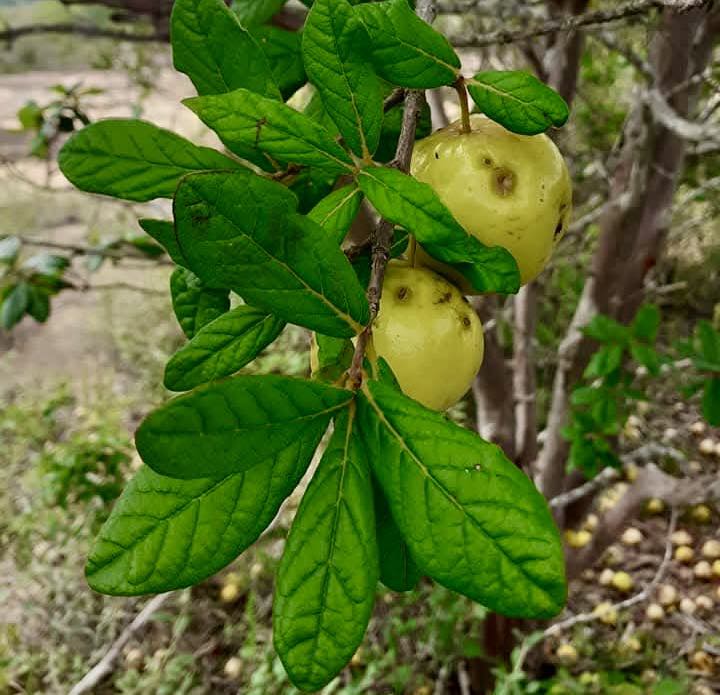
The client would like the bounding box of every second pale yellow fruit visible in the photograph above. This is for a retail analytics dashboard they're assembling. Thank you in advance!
[370,261,484,410]
[411,114,573,286]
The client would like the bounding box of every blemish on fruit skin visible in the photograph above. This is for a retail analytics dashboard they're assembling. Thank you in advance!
[396,286,410,301]
[493,167,516,197]
[434,150,440,160]
[482,156,493,166]
[435,291,452,304]
[462,316,472,328]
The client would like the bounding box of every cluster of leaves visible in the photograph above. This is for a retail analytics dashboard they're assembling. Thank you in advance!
[677,320,720,426]
[55,0,569,689]
[16,83,100,159]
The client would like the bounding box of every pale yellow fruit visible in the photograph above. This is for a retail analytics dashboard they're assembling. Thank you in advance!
[621,527,643,546]
[411,115,572,286]
[691,504,713,524]
[583,513,599,532]
[624,462,639,482]
[556,643,578,664]
[604,545,625,566]
[690,421,707,435]
[224,657,243,679]
[646,603,665,622]
[713,559,720,578]
[699,438,716,455]
[689,651,714,674]
[599,568,615,586]
[622,636,642,652]
[646,498,665,514]
[611,571,634,592]
[370,261,484,410]
[679,597,697,615]
[695,595,714,613]
[689,460,703,474]
[565,529,592,548]
[593,601,618,625]
[657,584,678,606]
[671,530,694,546]
[124,648,143,668]
[694,560,713,579]
[220,583,241,603]
[675,545,695,563]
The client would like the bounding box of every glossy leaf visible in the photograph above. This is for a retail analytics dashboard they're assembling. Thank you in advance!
[164,305,286,391]
[232,0,285,27]
[170,268,230,339]
[138,219,187,267]
[467,71,569,136]
[171,0,280,99]
[58,120,239,202]
[357,380,566,618]
[136,374,352,479]
[303,0,383,158]
[185,89,354,175]
[252,26,307,100]
[358,166,520,294]
[274,410,378,691]
[355,0,460,88]
[307,184,364,245]
[0,283,29,329]
[311,333,354,383]
[174,171,369,337]
[86,458,308,595]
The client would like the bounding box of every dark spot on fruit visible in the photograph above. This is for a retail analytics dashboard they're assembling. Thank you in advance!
[462,316,472,328]
[396,286,410,301]
[483,156,493,166]
[435,291,452,304]
[493,167,516,196]
[434,150,440,159]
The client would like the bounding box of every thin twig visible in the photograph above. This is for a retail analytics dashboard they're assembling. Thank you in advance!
[0,23,164,43]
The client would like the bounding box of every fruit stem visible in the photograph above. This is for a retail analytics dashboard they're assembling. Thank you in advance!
[454,76,472,134]
[407,235,418,267]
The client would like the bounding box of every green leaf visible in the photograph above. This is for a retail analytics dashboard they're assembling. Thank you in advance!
[357,380,566,618]
[0,283,29,330]
[171,0,280,99]
[136,374,352,479]
[274,410,378,692]
[311,332,354,383]
[584,344,624,379]
[185,89,354,175]
[373,478,420,592]
[582,314,629,344]
[232,0,285,27]
[86,457,309,595]
[252,26,307,100]
[18,101,43,130]
[164,305,286,391]
[358,167,520,294]
[26,286,50,323]
[466,71,570,136]
[58,120,240,202]
[303,0,383,158]
[138,219,187,267]
[174,171,369,337]
[0,236,21,264]
[170,268,230,339]
[697,320,720,366]
[703,377,720,426]
[630,342,660,376]
[355,0,460,88]
[307,184,364,244]
[631,304,661,343]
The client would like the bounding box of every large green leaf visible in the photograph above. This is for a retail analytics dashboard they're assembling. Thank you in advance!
[252,25,307,100]
[136,374,352,479]
[86,458,308,595]
[467,71,569,136]
[171,0,280,99]
[307,184,364,245]
[138,219,187,267]
[170,268,230,339]
[355,0,460,88]
[358,167,520,294]
[174,170,369,337]
[58,120,239,202]
[164,305,286,391]
[357,380,566,618]
[185,89,354,175]
[303,0,383,158]
[274,410,378,691]
[0,282,29,330]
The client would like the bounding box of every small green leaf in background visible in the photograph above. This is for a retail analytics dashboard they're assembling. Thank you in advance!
[170,268,230,339]
[58,120,240,202]
[136,374,352,479]
[252,26,307,100]
[697,320,720,367]
[164,306,286,391]
[467,71,569,136]
[17,100,43,130]
[310,332,354,383]
[583,314,629,344]
[231,0,285,27]
[171,0,281,99]
[373,478,420,592]
[185,89,354,175]
[26,286,51,323]
[303,0,383,158]
[274,409,378,692]
[86,457,308,595]
[357,380,566,618]
[358,166,520,294]
[630,342,661,376]
[174,171,369,337]
[138,219,187,267]
[0,282,30,330]
[631,304,661,343]
[703,377,720,426]
[0,236,21,264]
[307,184,364,245]
[355,0,461,88]
[584,344,624,379]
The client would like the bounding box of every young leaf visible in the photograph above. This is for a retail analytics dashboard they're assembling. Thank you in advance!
[373,478,420,592]
[357,380,566,618]
[252,26,307,100]
[138,219,187,267]
[0,282,29,329]
[185,89,354,175]
[274,410,378,692]
[307,184,364,245]
[170,268,230,339]
[582,314,629,344]
[466,71,569,136]
[232,0,285,28]
[703,377,720,426]
[58,120,240,202]
[86,457,309,595]
[355,0,461,88]
[303,0,383,158]
[136,374,352,479]
[631,304,661,343]
[171,0,280,99]
[164,306,286,391]
[630,342,661,376]
[358,167,520,294]
[174,171,369,337]
[584,344,624,379]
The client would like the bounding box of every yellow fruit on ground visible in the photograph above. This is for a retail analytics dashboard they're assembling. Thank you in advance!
[695,595,714,613]
[699,438,716,455]
[671,530,694,546]
[690,421,707,435]
[713,560,720,577]
[370,261,484,410]
[565,529,592,548]
[411,115,573,287]
[646,498,665,514]
[220,582,241,603]
[124,648,143,668]
[702,539,720,559]
[599,568,615,586]
[689,651,714,674]
[694,560,713,579]
[679,597,697,615]
[691,504,712,524]
[611,571,634,593]
[593,601,618,625]
[224,656,243,679]
[646,603,665,622]
[675,545,695,563]
[621,527,643,546]
[583,513,599,531]
[622,636,642,652]
[657,584,678,606]
[556,643,578,664]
